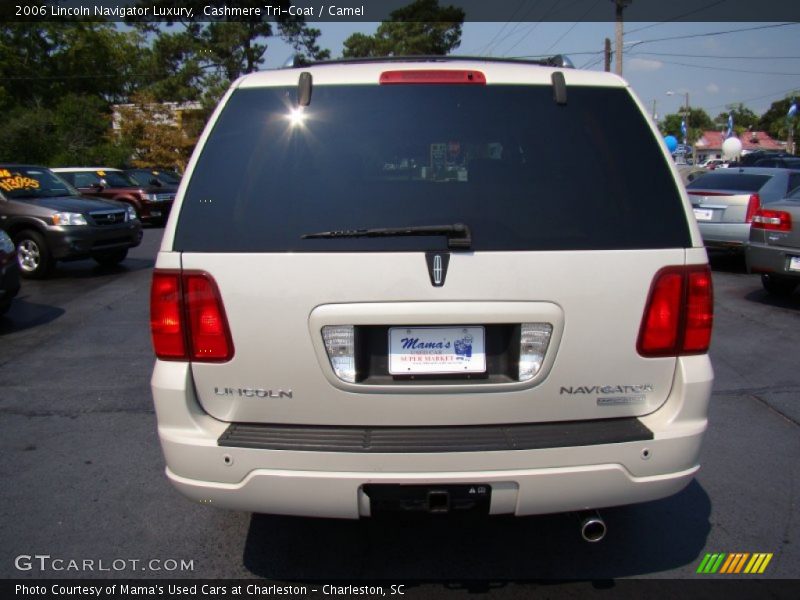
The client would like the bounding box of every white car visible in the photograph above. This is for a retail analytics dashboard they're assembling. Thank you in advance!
[149,57,713,538]
[700,159,729,170]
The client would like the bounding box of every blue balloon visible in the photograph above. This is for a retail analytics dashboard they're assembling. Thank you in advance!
[664,135,678,153]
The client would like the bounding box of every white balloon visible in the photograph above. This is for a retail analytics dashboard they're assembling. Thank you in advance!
[722,137,743,160]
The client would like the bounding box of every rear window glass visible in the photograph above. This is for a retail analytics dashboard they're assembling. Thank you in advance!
[175,83,690,252]
[687,173,770,193]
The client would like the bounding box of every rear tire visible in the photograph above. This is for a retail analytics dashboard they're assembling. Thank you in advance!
[14,230,53,279]
[92,248,128,267]
[761,274,797,296]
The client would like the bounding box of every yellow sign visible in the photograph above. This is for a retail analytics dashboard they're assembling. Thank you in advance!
[0,173,41,193]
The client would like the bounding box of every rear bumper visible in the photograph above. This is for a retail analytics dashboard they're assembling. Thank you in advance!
[152,356,713,518]
[166,463,699,519]
[697,222,749,252]
[746,241,800,278]
[139,200,173,222]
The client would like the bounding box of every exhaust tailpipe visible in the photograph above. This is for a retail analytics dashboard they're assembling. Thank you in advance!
[579,510,606,543]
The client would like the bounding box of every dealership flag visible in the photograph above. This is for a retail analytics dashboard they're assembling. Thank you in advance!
[789,101,798,118]
[681,119,688,144]
[726,113,734,138]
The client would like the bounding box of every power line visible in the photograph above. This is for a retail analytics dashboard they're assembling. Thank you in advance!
[493,0,564,57]
[629,22,799,47]
[541,0,603,55]
[625,1,729,35]
[638,58,800,77]
[581,54,606,70]
[511,50,607,58]
[477,0,531,56]
[483,0,548,56]
[631,51,800,60]
[705,87,800,111]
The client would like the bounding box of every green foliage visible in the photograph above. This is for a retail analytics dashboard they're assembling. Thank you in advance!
[278,21,331,62]
[661,108,714,144]
[343,0,465,58]
[136,26,205,103]
[0,23,143,107]
[758,94,800,141]
[0,104,55,164]
[0,5,330,167]
[714,104,759,134]
[50,95,113,166]
[115,92,199,171]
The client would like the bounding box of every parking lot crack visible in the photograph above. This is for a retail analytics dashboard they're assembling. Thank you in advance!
[0,407,154,418]
[747,393,800,428]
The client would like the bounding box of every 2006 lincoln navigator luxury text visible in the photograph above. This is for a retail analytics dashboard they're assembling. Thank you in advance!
[149,57,714,538]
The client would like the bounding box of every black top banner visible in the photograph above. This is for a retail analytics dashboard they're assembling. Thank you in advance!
[3,0,800,23]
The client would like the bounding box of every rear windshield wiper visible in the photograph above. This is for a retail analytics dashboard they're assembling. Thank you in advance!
[302,223,472,249]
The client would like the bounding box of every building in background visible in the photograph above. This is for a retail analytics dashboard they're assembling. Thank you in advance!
[695,130,785,164]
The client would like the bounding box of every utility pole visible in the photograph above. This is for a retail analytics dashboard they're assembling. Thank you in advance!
[604,38,611,72]
[613,0,632,76]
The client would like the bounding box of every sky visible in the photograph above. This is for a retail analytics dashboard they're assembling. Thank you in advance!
[261,21,800,123]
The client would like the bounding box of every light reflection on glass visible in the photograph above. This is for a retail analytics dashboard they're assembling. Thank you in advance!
[287,106,306,127]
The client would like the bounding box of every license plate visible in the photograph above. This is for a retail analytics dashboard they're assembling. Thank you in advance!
[693,208,713,221]
[789,256,800,272]
[150,211,161,217]
[388,326,486,375]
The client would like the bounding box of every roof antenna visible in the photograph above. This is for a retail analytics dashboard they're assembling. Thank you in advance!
[551,71,567,105]
[298,72,312,107]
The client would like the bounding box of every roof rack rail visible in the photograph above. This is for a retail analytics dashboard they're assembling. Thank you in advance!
[281,54,575,70]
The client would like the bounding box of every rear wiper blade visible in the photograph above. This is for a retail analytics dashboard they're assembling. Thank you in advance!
[302,223,472,249]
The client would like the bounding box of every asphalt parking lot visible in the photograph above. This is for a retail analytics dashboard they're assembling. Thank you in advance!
[0,229,798,586]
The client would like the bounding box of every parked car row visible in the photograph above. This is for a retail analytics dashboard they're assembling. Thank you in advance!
[0,164,176,281]
[686,166,800,296]
[53,167,178,224]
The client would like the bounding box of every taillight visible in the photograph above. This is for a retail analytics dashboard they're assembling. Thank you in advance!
[150,270,234,362]
[150,271,185,359]
[745,193,761,223]
[379,70,486,85]
[752,208,792,231]
[184,273,233,361]
[682,269,714,353]
[638,266,713,357]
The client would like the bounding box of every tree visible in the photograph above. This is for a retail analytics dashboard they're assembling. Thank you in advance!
[661,108,714,144]
[278,21,331,63]
[49,94,113,166]
[136,25,206,103]
[0,22,142,107]
[758,94,800,141]
[115,92,198,171]
[0,103,56,164]
[342,0,465,58]
[715,104,759,136]
[133,1,329,81]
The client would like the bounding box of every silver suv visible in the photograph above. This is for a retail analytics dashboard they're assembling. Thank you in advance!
[150,58,714,529]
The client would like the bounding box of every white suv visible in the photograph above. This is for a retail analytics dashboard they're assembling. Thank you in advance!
[150,58,714,529]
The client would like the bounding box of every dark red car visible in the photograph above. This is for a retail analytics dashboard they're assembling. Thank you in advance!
[53,168,176,224]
